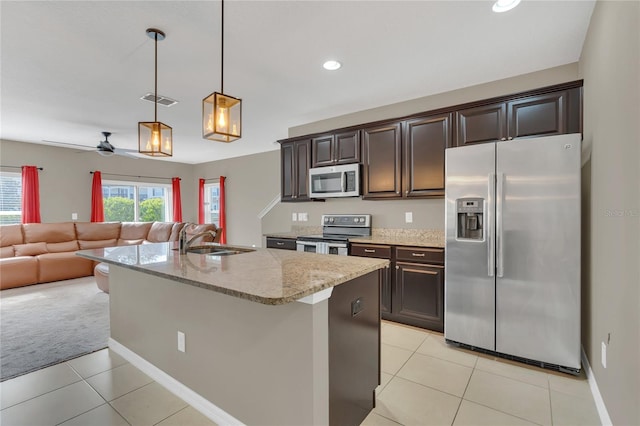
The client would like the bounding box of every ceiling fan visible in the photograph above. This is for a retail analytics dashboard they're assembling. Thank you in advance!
[43,132,138,159]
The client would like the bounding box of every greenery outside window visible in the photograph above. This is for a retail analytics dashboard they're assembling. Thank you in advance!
[203,182,220,227]
[103,180,171,222]
[0,172,22,224]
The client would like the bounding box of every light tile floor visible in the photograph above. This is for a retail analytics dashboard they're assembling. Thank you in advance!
[0,320,601,426]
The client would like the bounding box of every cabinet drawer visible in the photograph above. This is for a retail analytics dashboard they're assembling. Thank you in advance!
[266,237,297,250]
[395,247,444,264]
[350,244,392,259]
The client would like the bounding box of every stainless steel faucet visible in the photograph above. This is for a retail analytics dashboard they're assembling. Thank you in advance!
[179,227,218,254]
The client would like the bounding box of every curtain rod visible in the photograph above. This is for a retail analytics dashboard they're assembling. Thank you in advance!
[1,165,44,170]
[90,171,179,181]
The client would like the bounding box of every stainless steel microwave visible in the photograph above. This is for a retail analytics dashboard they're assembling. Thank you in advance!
[308,163,360,198]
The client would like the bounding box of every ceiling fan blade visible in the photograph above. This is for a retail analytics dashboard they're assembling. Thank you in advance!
[113,148,139,159]
[42,140,94,151]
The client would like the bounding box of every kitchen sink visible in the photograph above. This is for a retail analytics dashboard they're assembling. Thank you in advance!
[174,245,256,256]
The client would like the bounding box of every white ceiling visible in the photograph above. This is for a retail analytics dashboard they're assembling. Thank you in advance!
[1,0,595,164]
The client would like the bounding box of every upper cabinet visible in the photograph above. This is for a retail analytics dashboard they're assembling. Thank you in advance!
[279,81,583,202]
[280,138,311,202]
[455,87,582,147]
[362,122,402,199]
[403,113,452,198]
[311,130,360,167]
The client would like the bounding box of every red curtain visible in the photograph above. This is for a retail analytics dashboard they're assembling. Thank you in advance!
[90,171,104,222]
[219,176,227,244]
[198,178,205,224]
[172,177,183,222]
[21,166,41,223]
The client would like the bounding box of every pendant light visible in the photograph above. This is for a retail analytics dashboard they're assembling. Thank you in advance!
[202,0,242,142]
[139,28,172,157]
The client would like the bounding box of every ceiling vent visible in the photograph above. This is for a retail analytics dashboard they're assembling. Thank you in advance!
[140,93,178,107]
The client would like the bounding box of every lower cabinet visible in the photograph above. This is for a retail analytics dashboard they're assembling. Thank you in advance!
[266,237,297,250]
[350,243,444,331]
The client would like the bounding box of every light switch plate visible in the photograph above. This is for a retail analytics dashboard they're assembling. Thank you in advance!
[601,341,607,368]
[292,213,297,221]
[71,213,78,220]
[178,331,186,353]
[405,212,413,223]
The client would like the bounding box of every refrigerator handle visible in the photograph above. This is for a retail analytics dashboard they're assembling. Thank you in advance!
[497,172,505,278]
[487,173,495,277]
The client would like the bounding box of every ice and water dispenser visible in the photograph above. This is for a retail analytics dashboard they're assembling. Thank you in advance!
[456,198,484,240]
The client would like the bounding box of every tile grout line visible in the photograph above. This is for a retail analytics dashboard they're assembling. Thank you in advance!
[450,355,478,425]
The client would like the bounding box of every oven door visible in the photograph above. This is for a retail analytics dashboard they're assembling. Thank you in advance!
[297,240,348,255]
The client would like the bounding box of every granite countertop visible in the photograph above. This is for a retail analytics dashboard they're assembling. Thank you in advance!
[265,228,445,248]
[77,242,388,306]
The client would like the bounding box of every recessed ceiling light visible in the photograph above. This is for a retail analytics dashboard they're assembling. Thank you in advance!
[323,60,342,71]
[492,0,521,13]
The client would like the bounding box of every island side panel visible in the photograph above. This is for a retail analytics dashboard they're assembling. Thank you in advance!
[109,265,329,426]
[328,270,380,426]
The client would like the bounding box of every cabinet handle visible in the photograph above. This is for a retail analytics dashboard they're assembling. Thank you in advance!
[395,265,399,270]
[411,252,425,257]
[364,249,376,253]
[276,242,284,246]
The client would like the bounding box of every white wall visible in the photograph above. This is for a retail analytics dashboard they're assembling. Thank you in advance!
[579,1,639,424]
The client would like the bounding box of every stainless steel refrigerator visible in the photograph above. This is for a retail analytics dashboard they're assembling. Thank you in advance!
[444,133,581,373]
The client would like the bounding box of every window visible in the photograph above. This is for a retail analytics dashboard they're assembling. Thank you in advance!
[102,180,171,222]
[203,182,220,226]
[0,172,22,224]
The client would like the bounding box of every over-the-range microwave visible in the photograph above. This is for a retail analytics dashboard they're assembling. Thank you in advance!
[308,163,360,198]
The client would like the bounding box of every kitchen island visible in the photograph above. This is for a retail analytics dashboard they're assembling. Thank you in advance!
[77,243,388,426]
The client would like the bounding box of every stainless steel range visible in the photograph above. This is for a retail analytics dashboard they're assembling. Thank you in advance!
[296,214,371,255]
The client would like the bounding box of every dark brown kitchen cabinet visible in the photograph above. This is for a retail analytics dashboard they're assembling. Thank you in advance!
[311,130,360,167]
[393,246,445,332]
[350,243,392,315]
[266,237,297,250]
[280,139,311,202]
[350,243,444,331]
[362,122,402,199]
[455,88,580,147]
[403,113,452,198]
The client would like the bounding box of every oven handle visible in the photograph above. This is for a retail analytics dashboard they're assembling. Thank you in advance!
[342,172,347,193]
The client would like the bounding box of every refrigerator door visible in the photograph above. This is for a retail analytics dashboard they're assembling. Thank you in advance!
[445,142,496,351]
[495,134,581,369]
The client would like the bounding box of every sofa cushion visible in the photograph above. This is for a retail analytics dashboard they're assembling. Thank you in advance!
[168,223,186,242]
[146,222,175,242]
[36,252,94,283]
[23,222,76,244]
[0,246,15,258]
[78,239,117,250]
[47,240,80,253]
[1,224,24,247]
[0,256,39,289]
[120,222,153,240]
[75,222,121,241]
[14,242,48,257]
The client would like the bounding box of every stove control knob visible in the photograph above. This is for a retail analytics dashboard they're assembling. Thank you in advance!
[355,218,360,223]
[329,217,334,223]
[324,217,329,223]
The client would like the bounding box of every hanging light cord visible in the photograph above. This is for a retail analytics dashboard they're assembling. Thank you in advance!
[154,31,159,122]
[220,0,224,93]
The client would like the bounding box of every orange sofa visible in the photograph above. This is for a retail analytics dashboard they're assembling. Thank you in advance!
[0,222,218,290]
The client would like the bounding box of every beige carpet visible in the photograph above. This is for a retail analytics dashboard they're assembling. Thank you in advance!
[0,277,109,381]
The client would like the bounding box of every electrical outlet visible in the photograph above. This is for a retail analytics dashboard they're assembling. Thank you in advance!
[405,212,413,223]
[299,212,308,221]
[71,213,78,221]
[601,341,607,368]
[292,213,298,221]
[178,331,186,353]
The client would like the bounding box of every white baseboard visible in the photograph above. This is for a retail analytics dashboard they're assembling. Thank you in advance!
[581,345,613,426]
[109,338,245,426]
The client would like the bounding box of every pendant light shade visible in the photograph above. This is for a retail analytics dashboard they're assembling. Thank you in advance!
[202,0,242,142]
[139,28,172,157]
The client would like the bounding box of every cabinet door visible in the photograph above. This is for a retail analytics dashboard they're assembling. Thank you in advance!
[455,102,507,146]
[335,130,360,164]
[350,243,392,315]
[311,135,334,167]
[280,142,295,201]
[508,91,567,139]
[362,122,402,199]
[394,262,444,332]
[295,140,311,200]
[380,265,392,315]
[403,113,452,198]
